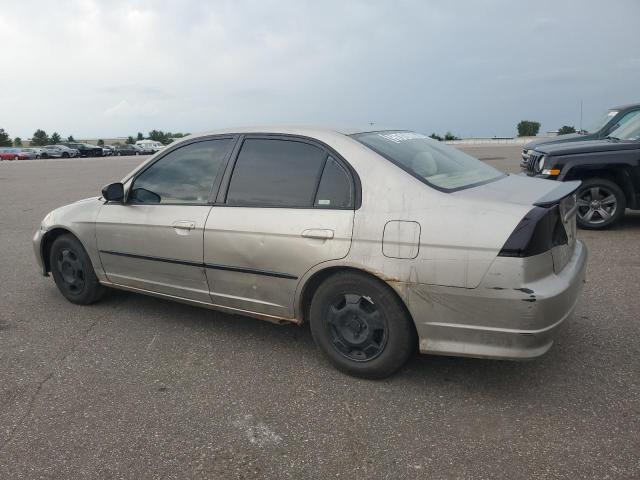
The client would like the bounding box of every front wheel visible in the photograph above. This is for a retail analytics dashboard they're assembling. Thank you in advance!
[576,178,626,229]
[309,271,416,379]
[50,234,106,304]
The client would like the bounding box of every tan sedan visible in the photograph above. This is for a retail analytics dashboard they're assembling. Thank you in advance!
[34,127,587,378]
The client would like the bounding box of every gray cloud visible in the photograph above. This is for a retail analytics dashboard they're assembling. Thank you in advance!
[1,0,638,139]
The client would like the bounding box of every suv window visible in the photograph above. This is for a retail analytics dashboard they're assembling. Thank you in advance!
[130,139,232,204]
[314,157,353,208]
[607,110,640,135]
[226,139,327,207]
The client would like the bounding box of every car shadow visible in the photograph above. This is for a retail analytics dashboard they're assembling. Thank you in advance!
[98,288,566,393]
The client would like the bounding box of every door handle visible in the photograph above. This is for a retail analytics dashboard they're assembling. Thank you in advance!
[301,229,334,240]
[172,221,196,231]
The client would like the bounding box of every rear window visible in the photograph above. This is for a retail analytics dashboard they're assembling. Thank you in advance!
[353,131,504,191]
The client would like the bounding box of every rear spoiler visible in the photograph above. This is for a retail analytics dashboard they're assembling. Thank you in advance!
[533,180,581,207]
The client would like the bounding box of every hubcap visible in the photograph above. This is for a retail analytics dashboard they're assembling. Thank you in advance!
[325,293,387,362]
[56,248,85,294]
[577,186,617,225]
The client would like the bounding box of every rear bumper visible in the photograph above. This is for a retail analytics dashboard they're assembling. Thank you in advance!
[397,241,587,360]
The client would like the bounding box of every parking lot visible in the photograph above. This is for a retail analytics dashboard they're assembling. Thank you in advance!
[0,146,638,479]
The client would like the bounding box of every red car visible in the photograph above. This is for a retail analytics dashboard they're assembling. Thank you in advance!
[0,148,31,160]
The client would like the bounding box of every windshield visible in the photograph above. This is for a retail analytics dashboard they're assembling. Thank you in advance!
[353,131,504,191]
[609,113,640,141]
[585,110,618,134]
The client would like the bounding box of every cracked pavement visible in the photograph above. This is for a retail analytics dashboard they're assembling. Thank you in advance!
[0,148,639,479]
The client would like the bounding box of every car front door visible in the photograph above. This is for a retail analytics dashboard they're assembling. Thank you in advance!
[96,137,235,302]
[203,136,356,320]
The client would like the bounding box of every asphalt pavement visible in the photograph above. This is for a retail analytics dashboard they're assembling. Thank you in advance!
[0,147,638,479]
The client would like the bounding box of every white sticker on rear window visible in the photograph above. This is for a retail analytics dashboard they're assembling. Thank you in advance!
[318,199,331,205]
[378,132,427,143]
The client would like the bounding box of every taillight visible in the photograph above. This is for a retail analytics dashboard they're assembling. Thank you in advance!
[498,205,568,257]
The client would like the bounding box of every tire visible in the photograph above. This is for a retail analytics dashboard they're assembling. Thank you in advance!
[62,152,69,158]
[576,178,626,229]
[117,152,121,156]
[14,155,19,160]
[309,271,416,379]
[49,234,106,305]
[42,153,48,159]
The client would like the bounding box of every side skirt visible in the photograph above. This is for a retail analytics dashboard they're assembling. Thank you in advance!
[99,280,300,326]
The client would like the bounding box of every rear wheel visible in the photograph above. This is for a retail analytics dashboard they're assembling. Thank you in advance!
[309,271,416,379]
[62,152,69,158]
[14,155,19,160]
[50,234,106,304]
[576,178,626,229]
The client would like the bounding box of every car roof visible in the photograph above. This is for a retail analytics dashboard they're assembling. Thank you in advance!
[191,126,403,138]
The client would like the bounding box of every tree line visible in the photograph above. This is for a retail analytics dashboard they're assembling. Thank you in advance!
[0,128,189,148]
[1,123,580,148]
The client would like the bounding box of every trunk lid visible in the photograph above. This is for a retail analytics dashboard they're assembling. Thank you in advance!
[455,175,580,273]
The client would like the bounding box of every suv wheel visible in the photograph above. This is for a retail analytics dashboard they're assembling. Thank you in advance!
[309,271,416,379]
[576,178,626,229]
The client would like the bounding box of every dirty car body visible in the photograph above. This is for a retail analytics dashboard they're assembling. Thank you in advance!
[34,127,587,377]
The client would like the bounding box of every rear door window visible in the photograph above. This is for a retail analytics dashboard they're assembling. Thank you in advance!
[226,139,327,207]
[314,157,353,208]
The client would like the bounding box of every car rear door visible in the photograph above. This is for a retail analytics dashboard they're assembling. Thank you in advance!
[96,137,236,302]
[203,135,356,319]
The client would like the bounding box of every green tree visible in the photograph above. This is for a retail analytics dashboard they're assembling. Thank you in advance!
[429,133,443,141]
[50,132,61,144]
[13,136,23,147]
[517,120,541,137]
[67,135,75,142]
[126,136,135,144]
[557,125,576,135]
[0,128,12,147]
[32,129,49,146]
[97,139,104,146]
[137,132,144,141]
[444,131,459,141]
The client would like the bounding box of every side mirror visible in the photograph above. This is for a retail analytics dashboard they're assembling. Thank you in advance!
[101,182,124,202]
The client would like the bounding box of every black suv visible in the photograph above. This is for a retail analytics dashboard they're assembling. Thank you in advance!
[521,102,640,167]
[59,142,103,157]
[522,113,640,229]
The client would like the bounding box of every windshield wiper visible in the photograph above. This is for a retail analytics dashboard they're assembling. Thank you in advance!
[607,135,620,141]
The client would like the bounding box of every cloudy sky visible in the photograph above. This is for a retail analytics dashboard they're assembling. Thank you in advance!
[2,0,639,139]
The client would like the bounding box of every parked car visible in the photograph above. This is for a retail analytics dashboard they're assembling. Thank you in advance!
[42,145,79,158]
[34,127,586,378]
[21,147,45,159]
[102,145,114,156]
[522,102,640,167]
[135,139,165,153]
[0,148,32,160]
[113,144,143,156]
[522,114,640,229]
[59,142,103,157]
